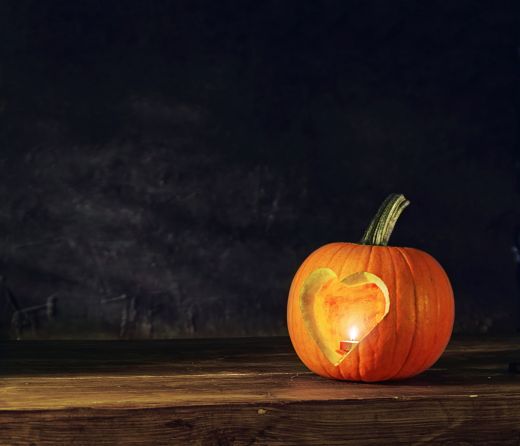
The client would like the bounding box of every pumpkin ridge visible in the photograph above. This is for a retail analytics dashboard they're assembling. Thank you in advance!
[388,248,401,380]
[336,243,359,286]
[356,245,374,381]
[393,247,419,378]
[328,243,349,270]
[420,251,440,373]
[409,248,440,375]
[418,251,451,371]
[376,246,398,381]
[365,245,376,380]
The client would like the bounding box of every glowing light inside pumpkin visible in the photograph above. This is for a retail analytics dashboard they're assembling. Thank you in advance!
[339,325,360,354]
[348,325,359,341]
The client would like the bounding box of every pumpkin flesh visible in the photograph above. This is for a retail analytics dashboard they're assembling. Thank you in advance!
[300,268,389,366]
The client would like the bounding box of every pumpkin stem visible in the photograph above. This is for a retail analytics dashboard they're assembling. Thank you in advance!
[360,194,410,246]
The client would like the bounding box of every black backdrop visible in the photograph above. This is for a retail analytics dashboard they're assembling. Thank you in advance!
[0,0,518,339]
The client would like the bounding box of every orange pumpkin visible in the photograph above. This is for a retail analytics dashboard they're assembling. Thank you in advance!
[287,194,454,382]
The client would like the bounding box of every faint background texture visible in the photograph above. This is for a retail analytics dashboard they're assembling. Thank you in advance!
[0,0,518,339]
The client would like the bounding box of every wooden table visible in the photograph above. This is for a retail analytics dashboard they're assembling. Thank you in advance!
[0,336,519,445]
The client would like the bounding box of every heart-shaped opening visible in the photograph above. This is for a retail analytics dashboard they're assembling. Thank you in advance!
[299,268,390,366]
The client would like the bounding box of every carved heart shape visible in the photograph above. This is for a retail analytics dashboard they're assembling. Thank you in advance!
[299,268,390,366]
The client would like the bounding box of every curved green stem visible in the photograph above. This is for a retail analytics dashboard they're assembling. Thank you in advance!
[360,194,410,246]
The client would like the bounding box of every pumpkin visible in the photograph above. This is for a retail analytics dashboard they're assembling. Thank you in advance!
[287,194,454,382]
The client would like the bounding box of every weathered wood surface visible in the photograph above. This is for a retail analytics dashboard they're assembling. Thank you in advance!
[0,336,519,445]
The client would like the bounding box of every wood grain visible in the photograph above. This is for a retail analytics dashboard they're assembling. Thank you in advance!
[0,336,519,445]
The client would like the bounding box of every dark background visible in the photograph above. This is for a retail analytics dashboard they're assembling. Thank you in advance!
[0,1,518,339]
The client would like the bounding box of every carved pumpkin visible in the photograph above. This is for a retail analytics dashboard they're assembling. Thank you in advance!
[287,194,454,382]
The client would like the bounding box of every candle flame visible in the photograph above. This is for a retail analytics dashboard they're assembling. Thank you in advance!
[348,325,359,341]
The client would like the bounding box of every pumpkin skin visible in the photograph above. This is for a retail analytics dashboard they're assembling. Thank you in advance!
[287,198,454,382]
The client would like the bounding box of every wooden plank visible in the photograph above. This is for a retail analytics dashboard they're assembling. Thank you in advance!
[0,336,519,445]
[2,398,520,446]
